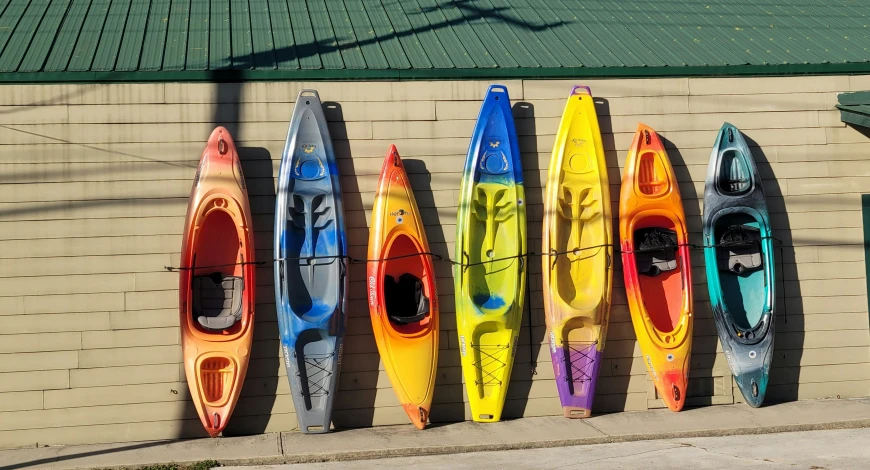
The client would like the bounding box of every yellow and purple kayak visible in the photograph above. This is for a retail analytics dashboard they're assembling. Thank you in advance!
[543,86,613,418]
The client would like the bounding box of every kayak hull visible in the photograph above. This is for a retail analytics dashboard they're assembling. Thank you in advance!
[367,145,439,429]
[455,85,527,423]
[619,124,693,412]
[542,86,613,418]
[179,127,255,437]
[703,123,776,408]
[275,90,348,433]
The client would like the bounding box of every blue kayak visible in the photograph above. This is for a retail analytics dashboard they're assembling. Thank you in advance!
[702,123,775,407]
[274,90,348,432]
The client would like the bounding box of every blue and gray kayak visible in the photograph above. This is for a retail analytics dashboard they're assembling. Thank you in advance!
[274,90,348,432]
[702,123,775,407]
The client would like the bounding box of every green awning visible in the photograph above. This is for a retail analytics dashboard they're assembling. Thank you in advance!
[837,92,870,129]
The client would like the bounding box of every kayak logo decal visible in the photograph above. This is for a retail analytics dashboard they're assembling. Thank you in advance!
[488,140,500,148]
[549,331,557,354]
[337,342,344,367]
[572,138,587,147]
[390,208,407,223]
[511,335,519,358]
[301,144,317,154]
[459,335,467,357]
[282,345,292,370]
[646,355,657,379]
[367,276,377,309]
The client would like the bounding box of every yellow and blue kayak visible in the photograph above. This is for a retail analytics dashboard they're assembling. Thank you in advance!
[542,86,613,418]
[455,85,527,422]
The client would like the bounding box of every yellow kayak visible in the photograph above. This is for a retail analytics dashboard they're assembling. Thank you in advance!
[542,85,613,418]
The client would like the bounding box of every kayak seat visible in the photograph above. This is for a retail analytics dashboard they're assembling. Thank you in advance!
[718,224,763,275]
[634,228,678,277]
[193,273,244,330]
[384,273,429,325]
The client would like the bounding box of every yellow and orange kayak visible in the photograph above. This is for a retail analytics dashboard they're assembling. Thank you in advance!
[179,127,255,436]
[367,145,439,429]
[619,124,692,412]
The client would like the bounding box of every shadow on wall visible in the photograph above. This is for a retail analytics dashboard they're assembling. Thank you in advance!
[592,98,641,413]
[743,134,803,404]
[404,158,466,425]
[659,134,721,408]
[503,101,547,418]
[322,102,380,429]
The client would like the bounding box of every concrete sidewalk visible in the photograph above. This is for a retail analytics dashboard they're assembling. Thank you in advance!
[3,398,870,470]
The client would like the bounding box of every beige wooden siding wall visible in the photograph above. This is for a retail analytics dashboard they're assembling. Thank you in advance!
[1,75,869,448]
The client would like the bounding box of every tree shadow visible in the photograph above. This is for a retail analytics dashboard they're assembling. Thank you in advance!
[744,134,802,405]
[322,101,379,430]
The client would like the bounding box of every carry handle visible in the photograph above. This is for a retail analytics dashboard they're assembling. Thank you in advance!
[570,85,592,96]
[299,89,320,99]
[487,84,508,95]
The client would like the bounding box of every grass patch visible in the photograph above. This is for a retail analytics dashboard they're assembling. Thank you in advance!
[131,461,221,470]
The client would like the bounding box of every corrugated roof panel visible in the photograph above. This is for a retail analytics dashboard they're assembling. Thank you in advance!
[185,0,209,70]
[139,0,171,71]
[16,0,69,72]
[507,0,588,67]
[162,0,191,71]
[0,0,51,73]
[322,0,368,69]
[43,0,90,72]
[266,0,298,70]
[286,0,324,70]
[90,0,131,71]
[374,0,435,69]
[229,0,253,69]
[480,0,558,68]
[0,0,32,61]
[306,0,344,69]
[1,0,869,80]
[67,0,110,71]
[347,0,406,69]
[113,0,148,71]
[248,0,276,70]
[400,0,474,69]
[447,0,521,68]
[208,0,231,70]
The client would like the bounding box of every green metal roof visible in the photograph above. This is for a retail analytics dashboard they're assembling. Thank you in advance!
[838,91,870,129]
[0,0,869,83]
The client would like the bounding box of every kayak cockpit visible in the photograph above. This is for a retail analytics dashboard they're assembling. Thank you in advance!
[193,274,244,330]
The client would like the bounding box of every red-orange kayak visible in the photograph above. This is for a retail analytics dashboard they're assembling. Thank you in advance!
[179,127,255,436]
[619,124,693,412]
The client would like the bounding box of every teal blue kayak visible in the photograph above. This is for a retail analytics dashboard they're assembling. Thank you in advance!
[703,123,776,407]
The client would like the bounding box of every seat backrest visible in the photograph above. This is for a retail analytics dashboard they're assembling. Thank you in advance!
[634,228,678,277]
[193,274,244,330]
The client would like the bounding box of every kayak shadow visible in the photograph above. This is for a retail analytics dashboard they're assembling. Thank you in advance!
[501,101,545,419]
[590,98,639,414]
[224,144,280,436]
[323,101,380,429]
[403,158,466,425]
[743,134,802,405]
[659,134,721,409]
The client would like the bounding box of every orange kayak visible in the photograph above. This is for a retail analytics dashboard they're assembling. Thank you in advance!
[179,127,255,436]
[367,145,439,429]
[619,124,693,412]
